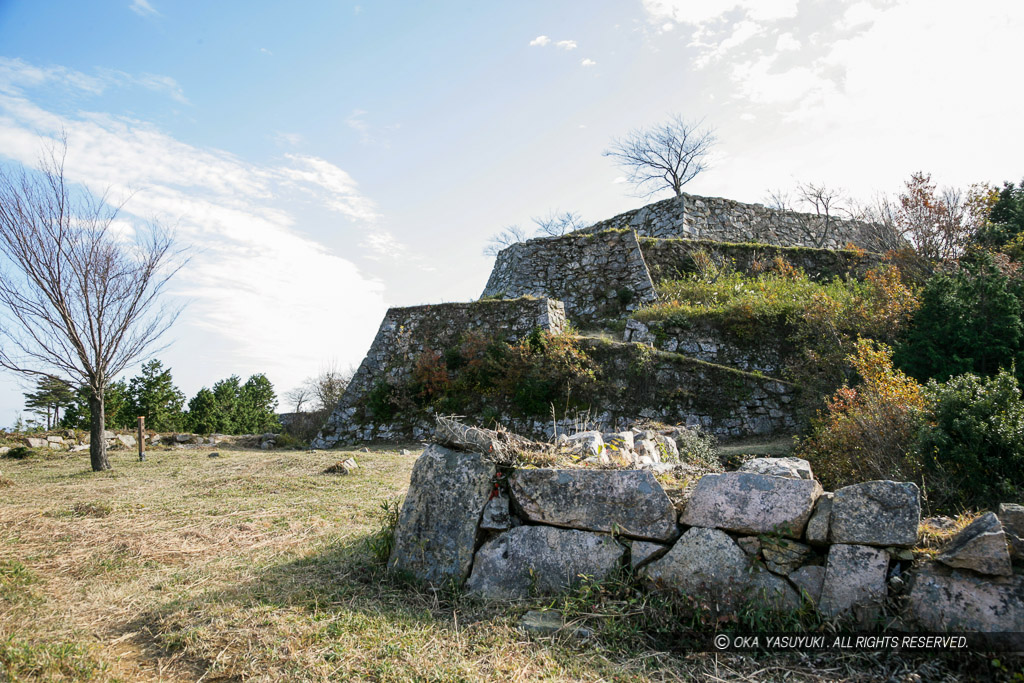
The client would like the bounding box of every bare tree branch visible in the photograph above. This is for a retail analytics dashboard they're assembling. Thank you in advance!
[603,114,716,198]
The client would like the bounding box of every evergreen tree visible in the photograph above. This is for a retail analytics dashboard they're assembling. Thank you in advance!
[237,374,279,433]
[125,359,185,431]
[60,379,130,430]
[211,375,242,433]
[896,251,1023,381]
[185,387,219,434]
[23,376,74,429]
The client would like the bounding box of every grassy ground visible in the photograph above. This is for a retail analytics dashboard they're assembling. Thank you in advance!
[0,445,1009,681]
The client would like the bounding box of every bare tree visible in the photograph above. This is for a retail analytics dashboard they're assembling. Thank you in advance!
[603,114,716,198]
[764,188,794,211]
[483,224,529,257]
[532,210,586,237]
[795,182,849,248]
[0,139,186,471]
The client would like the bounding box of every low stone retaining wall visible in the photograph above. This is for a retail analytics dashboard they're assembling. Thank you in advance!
[389,445,1024,634]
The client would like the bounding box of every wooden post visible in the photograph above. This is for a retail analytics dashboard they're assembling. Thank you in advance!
[138,416,145,461]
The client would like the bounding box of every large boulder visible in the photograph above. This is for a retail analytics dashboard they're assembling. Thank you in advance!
[998,503,1024,562]
[818,543,889,622]
[679,472,822,538]
[643,527,750,609]
[906,563,1024,632]
[936,512,1013,576]
[23,437,46,449]
[465,526,624,600]
[510,469,677,541]
[829,481,920,547]
[738,457,813,480]
[388,446,495,586]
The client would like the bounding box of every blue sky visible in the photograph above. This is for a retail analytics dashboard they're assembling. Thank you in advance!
[1,0,1022,426]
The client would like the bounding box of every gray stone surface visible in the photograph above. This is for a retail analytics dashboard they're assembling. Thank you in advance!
[510,468,677,541]
[388,446,495,585]
[737,457,813,480]
[748,568,802,611]
[680,472,822,538]
[789,565,826,607]
[737,536,761,557]
[630,540,668,569]
[653,434,679,462]
[466,526,624,600]
[762,538,811,575]
[818,543,889,621]
[480,493,512,531]
[805,492,833,546]
[936,512,1013,576]
[602,431,635,454]
[998,503,1024,562]
[563,431,604,458]
[643,527,751,608]
[830,481,920,547]
[23,437,46,449]
[906,563,1024,632]
[114,434,137,448]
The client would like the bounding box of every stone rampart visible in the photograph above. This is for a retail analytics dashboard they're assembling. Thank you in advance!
[389,445,1024,638]
[312,298,566,449]
[481,230,656,325]
[585,192,890,251]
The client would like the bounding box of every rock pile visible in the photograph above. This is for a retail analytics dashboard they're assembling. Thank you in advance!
[388,442,1024,634]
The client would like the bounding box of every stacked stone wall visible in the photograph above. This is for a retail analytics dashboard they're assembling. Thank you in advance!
[586,192,891,251]
[312,298,566,449]
[481,230,656,325]
[390,445,1024,638]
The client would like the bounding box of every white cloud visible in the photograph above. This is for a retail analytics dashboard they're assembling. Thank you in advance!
[529,35,551,47]
[642,0,797,26]
[129,0,159,17]
[556,40,577,50]
[581,58,597,67]
[260,47,273,55]
[775,32,801,51]
[0,58,388,395]
[0,58,188,104]
[360,230,408,261]
[661,22,675,32]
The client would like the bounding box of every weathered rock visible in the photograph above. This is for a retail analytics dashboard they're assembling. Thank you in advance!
[636,439,661,463]
[69,444,89,453]
[736,536,761,557]
[748,567,802,611]
[510,469,677,541]
[643,527,751,608]
[341,457,358,470]
[906,562,1024,632]
[630,540,668,569]
[480,493,511,531]
[680,472,822,538]
[388,446,495,585]
[174,433,194,443]
[208,452,220,458]
[115,434,137,449]
[998,503,1024,562]
[805,492,833,546]
[653,434,679,462]
[818,543,889,622]
[789,565,826,607]
[738,456,813,480]
[23,437,46,449]
[519,610,592,639]
[46,435,64,445]
[0,447,9,457]
[603,431,634,454]
[936,512,1013,576]
[829,481,920,547]
[762,538,811,575]
[563,431,605,460]
[466,526,624,599]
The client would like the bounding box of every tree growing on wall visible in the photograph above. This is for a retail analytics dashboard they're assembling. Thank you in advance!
[603,114,716,198]
[0,139,186,471]
[795,182,849,248]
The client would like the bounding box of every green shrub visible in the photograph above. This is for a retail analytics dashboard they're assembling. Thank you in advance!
[917,368,1024,512]
[364,497,403,565]
[3,446,36,460]
[674,426,719,470]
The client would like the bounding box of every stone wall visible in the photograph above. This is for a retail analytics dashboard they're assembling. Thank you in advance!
[639,237,883,284]
[624,318,797,376]
[585,192,891,251]
[480,230,656,325]
[390,445,1024,637]
[312,298,566,449]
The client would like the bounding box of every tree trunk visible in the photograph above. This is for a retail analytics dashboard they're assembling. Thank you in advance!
[88,390,111,471]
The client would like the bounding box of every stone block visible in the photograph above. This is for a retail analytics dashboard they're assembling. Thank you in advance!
[789,565,825,607]
[998,503,1024,562]
[818,543,889,622]
[680,472,822,538]
[805,492,833,546]
[466,526,624,599]
[643,527,750,609]
[510,468,676,541]
[388,445,495,586]
[937,512,1013,576]
[630,540,668,569]
[737,456,813,480]
[906,562,1024,632]
[829,481,920,547]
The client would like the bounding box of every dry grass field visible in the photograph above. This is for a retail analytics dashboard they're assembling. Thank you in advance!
[0,445,1008,682]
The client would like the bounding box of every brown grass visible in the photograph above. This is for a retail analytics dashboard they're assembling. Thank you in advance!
[0,445,999,681]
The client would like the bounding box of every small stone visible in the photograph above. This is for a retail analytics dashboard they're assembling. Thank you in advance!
[636,439,661,463]
[361,447,370,453]
[208,452,220,458]
[819,543,889,622]
[653,434,679,462]
[563,431,605,459]
[400,449,411,455]
[805,492,833,546]
[341,457,358,470]
[937,512,1013,576]
[738,456,813,480]
[519,610,592,639]
[630,540,668,569]
[736,536,761,557]
[830,481,920,547]
[480,493,511,531]
[789,565,826,607]
[602,431,635,454]
[762,538,811,575]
